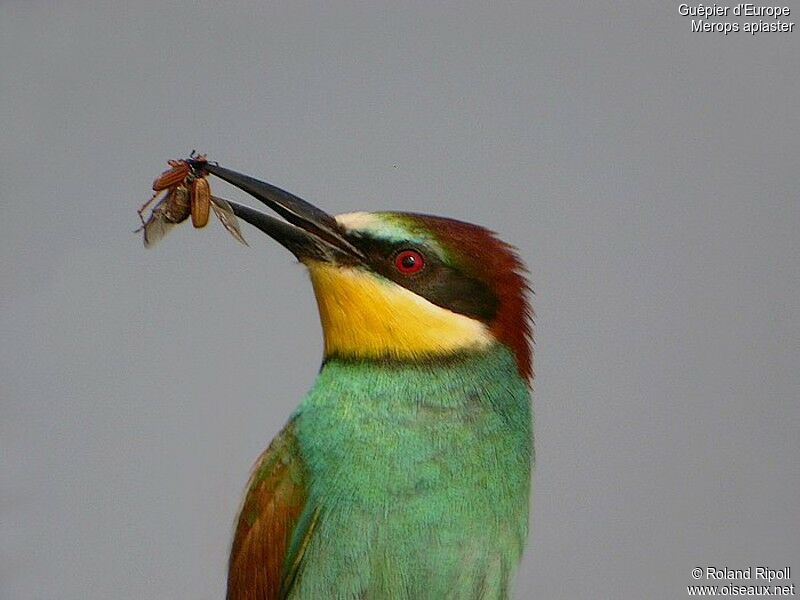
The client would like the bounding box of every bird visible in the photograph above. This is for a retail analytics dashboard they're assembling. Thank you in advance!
[193,162,534,600]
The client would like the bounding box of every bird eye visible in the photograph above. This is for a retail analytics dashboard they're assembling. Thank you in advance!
[394,249,425,274]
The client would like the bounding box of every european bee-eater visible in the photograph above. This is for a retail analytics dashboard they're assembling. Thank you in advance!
[194,163,534,600]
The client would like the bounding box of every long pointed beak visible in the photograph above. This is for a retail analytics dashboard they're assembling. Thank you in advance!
[194,161,363,262]
[223,199,357,262]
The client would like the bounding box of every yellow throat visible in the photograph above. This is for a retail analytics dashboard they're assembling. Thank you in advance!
[306,262,493,360]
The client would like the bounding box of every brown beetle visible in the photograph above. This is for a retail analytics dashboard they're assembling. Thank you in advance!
[137,154,247,248]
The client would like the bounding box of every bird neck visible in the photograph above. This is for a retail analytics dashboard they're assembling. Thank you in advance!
[304,343,530,415]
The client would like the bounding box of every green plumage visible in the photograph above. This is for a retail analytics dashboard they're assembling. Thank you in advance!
[287,344,532,599]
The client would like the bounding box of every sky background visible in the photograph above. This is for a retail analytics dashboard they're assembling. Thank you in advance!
[1,2,798,598]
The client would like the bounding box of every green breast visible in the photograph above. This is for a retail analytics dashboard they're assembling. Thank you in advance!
[289,345,533,600]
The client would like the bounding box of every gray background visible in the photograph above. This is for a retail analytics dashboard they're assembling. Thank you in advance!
[2,1,798,599]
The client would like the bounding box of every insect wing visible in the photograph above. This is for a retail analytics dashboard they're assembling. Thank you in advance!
[143,214,179,248]
[140,187,191,248]
[210,195,248,246]
[142,197,179,248]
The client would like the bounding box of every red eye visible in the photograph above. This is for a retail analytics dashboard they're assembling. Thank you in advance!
[394,249,425,274]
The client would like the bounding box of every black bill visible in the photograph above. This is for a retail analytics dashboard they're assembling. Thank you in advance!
[193,161,363,263]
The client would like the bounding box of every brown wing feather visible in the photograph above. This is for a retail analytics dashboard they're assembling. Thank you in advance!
[227,421,309,600]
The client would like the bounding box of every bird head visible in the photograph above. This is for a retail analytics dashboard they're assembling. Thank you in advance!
[198,163,533,381]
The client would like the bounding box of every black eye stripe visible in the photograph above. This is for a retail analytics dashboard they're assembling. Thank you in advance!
[346,233,498,322]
